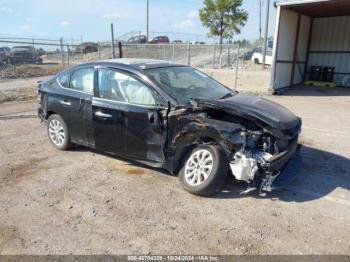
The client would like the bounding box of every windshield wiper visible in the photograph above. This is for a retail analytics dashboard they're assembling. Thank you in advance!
[219,93,233,100]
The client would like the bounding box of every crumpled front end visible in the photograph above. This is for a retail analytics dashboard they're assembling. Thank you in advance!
[229,127,301,193]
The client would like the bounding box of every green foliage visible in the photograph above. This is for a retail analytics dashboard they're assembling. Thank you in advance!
[199,0,248,44]
[233,39,252,48]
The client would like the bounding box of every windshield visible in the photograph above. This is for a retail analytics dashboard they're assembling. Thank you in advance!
[145,66,233,104]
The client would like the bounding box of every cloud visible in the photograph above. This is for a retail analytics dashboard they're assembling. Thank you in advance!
[60,20,72,28]
[174,19,195,29]
[0,6,13,12]
[102,12,126,20]
[187,10,198,18]
[20,24,31,30]
[26,18,33,23]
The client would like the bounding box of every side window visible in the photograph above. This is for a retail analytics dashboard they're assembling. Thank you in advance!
[69,68,94,94]
[98,69,157,106]
[57,71,70,88]
[98,69,126,102]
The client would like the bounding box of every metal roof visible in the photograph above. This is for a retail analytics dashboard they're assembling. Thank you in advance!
[276,0,350,17]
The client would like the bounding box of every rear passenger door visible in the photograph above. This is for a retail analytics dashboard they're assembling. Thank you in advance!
[55,67,94,146]
[68,68,94,146]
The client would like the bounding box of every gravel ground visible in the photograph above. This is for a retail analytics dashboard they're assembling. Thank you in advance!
[0,74,349,255]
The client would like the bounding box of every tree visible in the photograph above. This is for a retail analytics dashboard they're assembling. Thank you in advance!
[199,0,248,45]
[233,39,252,48]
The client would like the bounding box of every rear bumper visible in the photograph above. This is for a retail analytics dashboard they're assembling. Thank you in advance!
[37,106,46,123]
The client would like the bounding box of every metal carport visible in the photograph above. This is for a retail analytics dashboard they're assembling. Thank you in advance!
[270,0,350,92]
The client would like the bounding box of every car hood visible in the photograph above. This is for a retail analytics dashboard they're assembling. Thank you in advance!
[195,93,300,130]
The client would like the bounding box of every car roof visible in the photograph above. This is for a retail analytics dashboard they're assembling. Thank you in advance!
[76,58,184,71]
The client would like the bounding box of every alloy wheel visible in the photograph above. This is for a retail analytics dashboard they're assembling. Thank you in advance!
[184,149,214,186]
[48,119,65,147]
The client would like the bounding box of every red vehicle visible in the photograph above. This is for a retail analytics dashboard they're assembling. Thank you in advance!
[149,36,170,44]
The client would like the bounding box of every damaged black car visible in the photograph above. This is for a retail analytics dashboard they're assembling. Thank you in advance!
[38,59,302,196]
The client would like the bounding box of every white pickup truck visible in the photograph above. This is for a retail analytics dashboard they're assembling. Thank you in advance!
[252,51,273,66]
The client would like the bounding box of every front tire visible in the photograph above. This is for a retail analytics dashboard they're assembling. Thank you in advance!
[178,145,228,196]
[47,114,72,150]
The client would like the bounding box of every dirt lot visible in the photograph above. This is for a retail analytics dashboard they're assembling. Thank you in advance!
[0,71,350,255]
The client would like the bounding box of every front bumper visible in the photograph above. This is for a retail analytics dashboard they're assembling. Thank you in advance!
[260,142,302,192]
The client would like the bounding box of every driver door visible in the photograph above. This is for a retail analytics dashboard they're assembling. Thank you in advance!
[93,68,168,164]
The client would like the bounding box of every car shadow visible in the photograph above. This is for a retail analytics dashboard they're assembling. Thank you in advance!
[71,145,350,203]
[72,145,171,175]
[215,145,350,202]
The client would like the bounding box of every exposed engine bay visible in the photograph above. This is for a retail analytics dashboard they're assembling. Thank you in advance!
[230,130,287,193]
[179,101,302,194]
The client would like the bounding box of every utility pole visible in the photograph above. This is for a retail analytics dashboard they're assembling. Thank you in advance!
[259,0,262,41]
[262,0,270,69]
[111,23,115,59]
[60,37,64,65]
[146,0,149,42]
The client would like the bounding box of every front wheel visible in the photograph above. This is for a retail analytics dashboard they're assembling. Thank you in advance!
[178,145,228,196]
[47,114,73,150]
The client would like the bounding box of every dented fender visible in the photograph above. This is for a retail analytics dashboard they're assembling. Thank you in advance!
[165,108,245,173]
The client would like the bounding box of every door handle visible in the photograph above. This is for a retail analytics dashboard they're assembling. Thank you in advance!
[95,111,112,118]
[60,100,71,106]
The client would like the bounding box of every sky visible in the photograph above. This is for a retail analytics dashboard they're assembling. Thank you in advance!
[0,0,277,43]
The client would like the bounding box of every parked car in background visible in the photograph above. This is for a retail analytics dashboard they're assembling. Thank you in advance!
[38,58,302,196]
[252,50,273,65]
[127,35,147,44]
[75,42,98,54]
[149,36,170,44]
[0,46,11,64]
[9,46,42,64]
[172,40,183,44]
[243,47,262,61]
[37,48,46,56]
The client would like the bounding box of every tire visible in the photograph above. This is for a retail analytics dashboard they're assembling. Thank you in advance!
[178,144,228,196]
[254,58,260,64]
[47,114,73,150]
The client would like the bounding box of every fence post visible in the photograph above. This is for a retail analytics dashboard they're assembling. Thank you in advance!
[219,44,222,69]
[187,42,191,66]
[111,23,115,59]
[172,43,175,61]
[66,45,70,68]
[98,42,101,59]
[212,44,216,68]
[118,42,123,58]
[227,44,230,66]
[234,45,240,91]
[60,37,64,65]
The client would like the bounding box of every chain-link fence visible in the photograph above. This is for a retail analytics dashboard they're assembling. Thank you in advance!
[0,37,242,81]
[120,43,239,68]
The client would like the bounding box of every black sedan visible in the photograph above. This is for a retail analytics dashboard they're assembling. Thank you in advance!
[38,59,302,196]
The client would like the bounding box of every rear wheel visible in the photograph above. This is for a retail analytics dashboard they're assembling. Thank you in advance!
[178,145,228,196]
[47,114,73,150]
